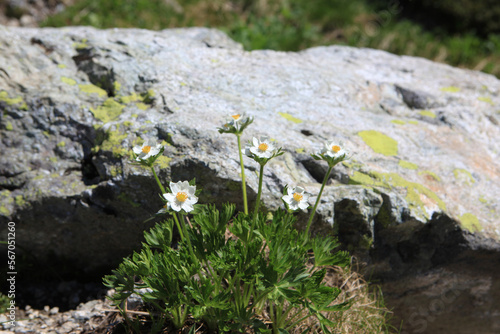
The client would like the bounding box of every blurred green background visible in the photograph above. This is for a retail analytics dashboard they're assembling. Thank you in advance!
[16,0,500,77]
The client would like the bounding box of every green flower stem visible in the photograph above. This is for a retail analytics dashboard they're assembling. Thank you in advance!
[249,164,265,240]
[253,164,265,216]
[305,165,333,235]
[151,166,166,194]
[177,213,198,261]
[171,212,185,241]
[237,134,249,215]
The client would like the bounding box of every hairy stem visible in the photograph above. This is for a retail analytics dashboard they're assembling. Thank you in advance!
[151,166,166,194]
[305,165,333,235]
[253,164,265,216]
[237,134,249,214]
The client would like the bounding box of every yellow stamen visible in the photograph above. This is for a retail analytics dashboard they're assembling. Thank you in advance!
[332,145,341,153]
[176,192,188,203]
[293,193,303,202]
[231,114,241,120]
[258,143,269,151]
[142,145,152,154]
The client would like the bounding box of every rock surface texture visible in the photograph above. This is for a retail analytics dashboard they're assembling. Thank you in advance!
[0,26,499,333]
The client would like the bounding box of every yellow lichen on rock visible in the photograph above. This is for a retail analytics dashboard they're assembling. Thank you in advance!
[79,84,108,98]
[90,98,125,123]
[358,130,398,156]
[459,213,482,233]
[278,112,303,124]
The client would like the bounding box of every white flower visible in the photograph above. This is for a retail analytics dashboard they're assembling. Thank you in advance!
[320,141,346,159]
[133,138,162,161]
[163,181,198,213]
[282,186,310,211]
[227,114,243,129]
[248,136,276,159]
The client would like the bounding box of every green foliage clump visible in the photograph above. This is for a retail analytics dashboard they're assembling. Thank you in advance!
[104,205,350,332]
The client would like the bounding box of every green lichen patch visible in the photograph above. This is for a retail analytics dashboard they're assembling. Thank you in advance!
[391,119,406,125]
[407,120,419,125]
[418,170,441,182]
[419,110,436,118]
[72,39,88,49]
[398,160,418,170]
[90,98,125,123]
[99,129,129,158]
[113,81,122,93]
[349,170,446,220]
[109,165,123,178]
[0,206,10,216]
[349,171,388,188]
[119,92,142,104]
[79,84,108,98]
[61,77,77,85]
[14,195,25,207]
[57,141,66,147]
[342,160,364,170]
[479,196,488,204]
[295,148,305,154]
[5,121,13,131]
[58,64,67,69]
[440,86,461,93]
[453,168,475,186]
[155,155,172,169]
[136,102,148,110]
[459,213,482,233]
[0,91,27,109]
[478,96,494,105]
[358,130,398,156]
[278,112,303,124]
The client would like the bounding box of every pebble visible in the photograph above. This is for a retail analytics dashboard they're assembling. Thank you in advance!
[0,296,114,334]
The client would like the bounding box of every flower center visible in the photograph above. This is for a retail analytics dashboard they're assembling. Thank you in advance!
[176,192,188,203]
[142,145,152,154]
[258,143,269,151]
[293,192,303,202]
[231,114,241,120]
[331,145,341,153]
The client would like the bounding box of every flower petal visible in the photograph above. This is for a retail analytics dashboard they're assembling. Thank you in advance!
[170,181,180,194]
[170,201,182,212]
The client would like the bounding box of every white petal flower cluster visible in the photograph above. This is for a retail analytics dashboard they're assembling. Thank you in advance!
[133,138,163,162]
[247,136,276,159]
[243,136,283,166]
[311,141,348,167]
[282,186,310,211]
[218,113,253,135]
[162,181,198,213]
[227,114,243,130]
[320,141,347,159]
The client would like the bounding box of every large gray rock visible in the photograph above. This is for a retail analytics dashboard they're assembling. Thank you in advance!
[1,26,499,333]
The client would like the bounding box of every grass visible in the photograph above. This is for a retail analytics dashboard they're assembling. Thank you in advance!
[41,0,500,77]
